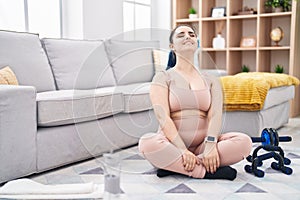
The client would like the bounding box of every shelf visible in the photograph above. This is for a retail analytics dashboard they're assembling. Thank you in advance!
[259,12,292,18]
[259,46,290,50]
[227,46,290,51]
[229,47,257,51]
[229,15,257,19]
[176,18,200,23]
[202,48,226,51]
[201,17,227,21]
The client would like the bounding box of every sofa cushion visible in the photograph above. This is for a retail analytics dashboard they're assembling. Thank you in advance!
[115,82,152,113]
[42,38,116,90]
[36,87,123,126]
[105,40,159,85]
[0,30,56,92]
[0,66,19,85]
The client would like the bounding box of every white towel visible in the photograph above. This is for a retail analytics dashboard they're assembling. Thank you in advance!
[0,178,103,199]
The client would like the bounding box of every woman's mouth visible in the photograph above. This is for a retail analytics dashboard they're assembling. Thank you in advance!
[183,41,193,45]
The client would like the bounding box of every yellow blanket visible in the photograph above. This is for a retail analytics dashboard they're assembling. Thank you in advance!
[221,72,300,111]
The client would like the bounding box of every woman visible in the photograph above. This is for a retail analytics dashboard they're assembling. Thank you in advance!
[139,25,252,180]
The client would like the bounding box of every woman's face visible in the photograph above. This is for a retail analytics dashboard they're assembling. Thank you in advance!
[171,26,198,54]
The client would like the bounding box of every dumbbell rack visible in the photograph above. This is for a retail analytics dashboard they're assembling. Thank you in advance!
[245,128,293,178]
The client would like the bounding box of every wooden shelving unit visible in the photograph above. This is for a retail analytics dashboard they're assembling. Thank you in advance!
[172,0,300,116]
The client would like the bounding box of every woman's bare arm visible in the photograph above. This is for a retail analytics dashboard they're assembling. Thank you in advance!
[202,75,223,173]
[150,83,187,152]
[206,76,223,138]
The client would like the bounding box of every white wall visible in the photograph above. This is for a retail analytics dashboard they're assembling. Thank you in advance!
[62,0,171,40]
[151,0,171,30]
[62,0,83,39]
[150,0,172,49]
[82,0,123,39]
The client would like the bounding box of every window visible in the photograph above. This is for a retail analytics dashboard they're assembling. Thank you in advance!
[123,2,135,32]
[123,0,151,34]
[0,0,25,32]
[0,0,62,38]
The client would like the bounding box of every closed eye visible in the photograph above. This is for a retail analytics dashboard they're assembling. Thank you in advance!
[189,32,196,37]
[176,31,196,38]
[176,32,196,38]
[177,33,185,38]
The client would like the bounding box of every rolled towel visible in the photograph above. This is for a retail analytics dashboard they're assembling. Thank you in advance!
[0,179,98,195]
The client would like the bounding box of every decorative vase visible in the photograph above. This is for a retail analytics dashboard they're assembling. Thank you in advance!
[272,7,283,13]
[212,34,225,49]
[189,14,198,19]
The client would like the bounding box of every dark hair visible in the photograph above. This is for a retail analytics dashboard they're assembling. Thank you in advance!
[166,50,176,70]
[167,24,197,70]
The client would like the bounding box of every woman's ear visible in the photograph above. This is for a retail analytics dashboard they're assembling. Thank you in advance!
[169,44,174,50]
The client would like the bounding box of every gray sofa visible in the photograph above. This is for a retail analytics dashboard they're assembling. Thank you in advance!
[0,30,295,184]
[0,30,159,183]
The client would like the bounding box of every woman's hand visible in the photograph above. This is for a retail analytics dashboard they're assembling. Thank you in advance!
[182,149,200,172]
[202,143,220,173]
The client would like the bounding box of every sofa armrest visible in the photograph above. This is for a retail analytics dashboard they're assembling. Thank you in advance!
[0,85,37,183]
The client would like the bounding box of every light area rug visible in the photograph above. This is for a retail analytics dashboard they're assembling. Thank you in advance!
[0,178,103,199]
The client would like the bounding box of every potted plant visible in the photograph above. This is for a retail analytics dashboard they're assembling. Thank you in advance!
[275,64,284,73]
[188,7,198,19]
[264,0,291,12]
[242,65,250,72]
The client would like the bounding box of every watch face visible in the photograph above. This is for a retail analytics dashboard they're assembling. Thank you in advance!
[207,136,215,141]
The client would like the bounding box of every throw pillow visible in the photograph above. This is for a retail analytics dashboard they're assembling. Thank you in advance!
[0,66,19,85]
[152,49,168,73]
